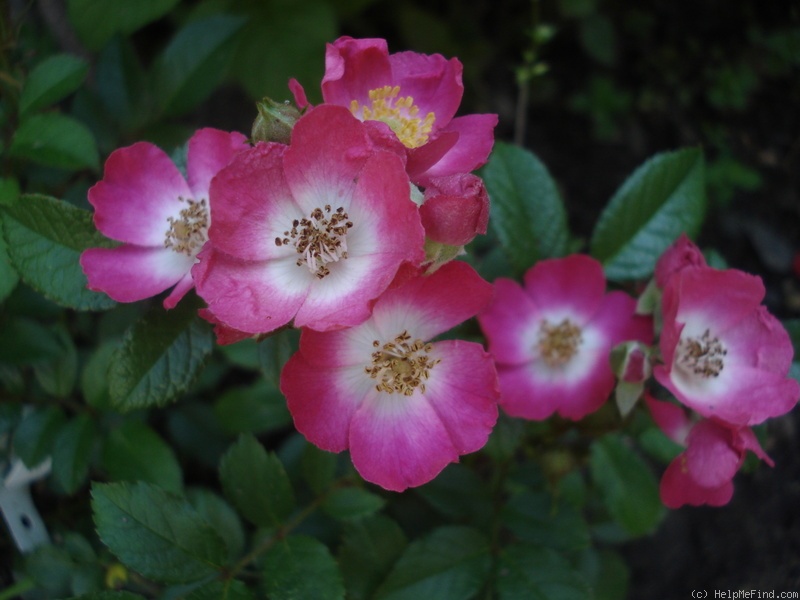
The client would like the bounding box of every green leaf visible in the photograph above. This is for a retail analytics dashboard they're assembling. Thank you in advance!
[186,488,245,561]
[262,535,345,600]
[67,0,181,51]
[1,194,116,310]
[338,515,408,600]
[415,464,491,522]
[94,37,149,131]
[13,405,65,468]
[496,544,592,600]
[9,114,99,171]
[502,492,590,552]
[67,593,146,600]
[590,148,706,281]
[219,434,294,527]
[213,380,292,436]
[152,15,245,118]
[481,142,570,275]
[52,414,96,494]
[0,213,19,302]
[578,548,629,600]
[102,421,183,492]
[184,579,253,600]
[589,433,665,536]
[91,481,227,583]
[231,1,336,101]
[80,339,119,409]
[301,443,337,495]
[258,328,299,386]
[108,300,213,411]
[375,526,491,600]
[323,487,385,520]
[33,325,78,397]
[20,54,89,117]
[0,317,62,364]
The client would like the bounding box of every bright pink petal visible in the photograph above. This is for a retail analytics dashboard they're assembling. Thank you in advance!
[660,455,734,509]
[654,233,707,289]
[523,255,607,322]
[207,143,297,262]
[283,106,374,213]
[186,128,249,199]
[198,308,253,345]
[81,245,192,303]
[684,420,742,488]
[348,389,460,492]
[406,130,459,181]
[644,393,692,445]
[722,305,795,375]
[388,51,463,126]
[90,142,192,246]
[421,114,498,180]
[192,247,307,335]
[283,354,373,453]
[163,273,194,309]
[419,174,489,246]
[421,340,499,454]
[479,278,540,366]
[288,78,309,109]
[734,427,774,466]
[372,261,492,341]
[591,290,654,345]
[321,37,392,107]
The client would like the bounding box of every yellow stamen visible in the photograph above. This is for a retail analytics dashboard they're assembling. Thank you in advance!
[350,85,436,149]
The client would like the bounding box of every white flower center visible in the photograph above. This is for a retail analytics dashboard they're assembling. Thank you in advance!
[676,328,727,378]
[349,85,436,149]
[537,318,583,368]
[275,204,353,279]
[164,197,209,257]
[365,330,441,395]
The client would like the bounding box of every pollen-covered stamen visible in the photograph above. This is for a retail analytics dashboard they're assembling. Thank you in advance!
[276,205,353,279]
[164,197,209,256]
[365,330,441,396]
[537,318,583,367]
[678,329,727,378]
[349,85,436,149]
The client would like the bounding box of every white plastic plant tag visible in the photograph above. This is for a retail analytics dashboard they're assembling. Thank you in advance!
[0,457,51,553]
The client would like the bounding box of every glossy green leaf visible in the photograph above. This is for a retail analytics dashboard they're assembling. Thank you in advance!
[52,414,96,494]
[578,548,629,600]
[375,526,491,600]
[496,544,592,600]
[338,515,408,600]
[230,0,336,100]
[590,433,665,536]
[590,148,706,281]
[481,142,570,275]
[80,339,119,409]
[415,464,491,521]
[13,405,65,468]
[9,114,99,171]
[92,481,227,583]
[219,434,294,527]
[258,328,299,387]
[20,54,89,117]
[502,492,590,552]
[0,317,62,364]
[152,15,245,118]
[1,194,115,310]
[263,535,344,600]
[323,487,385,520]
[67,0,181,51]
[102,421,183,492]
[301,443,337,495]
[213,380,292,436]
[108,300,213,411]
[0,213,19,303]
[186,488,245,561]
[94,37,149,131]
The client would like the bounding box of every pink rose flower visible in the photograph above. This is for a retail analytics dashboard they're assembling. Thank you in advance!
[281,261,499,492]
[646,393,772,508]
[478,255,653,420]
[193,105,425,335]
[81,129,248,308]
[654,233,707,289]
[654,266,799,426]
[291,36,497,184]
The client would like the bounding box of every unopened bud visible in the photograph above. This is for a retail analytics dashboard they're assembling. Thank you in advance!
[251,98,301,144]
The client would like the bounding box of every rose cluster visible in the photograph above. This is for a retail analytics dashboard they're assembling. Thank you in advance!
[81,37,798,504]
[82,37,501,491]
